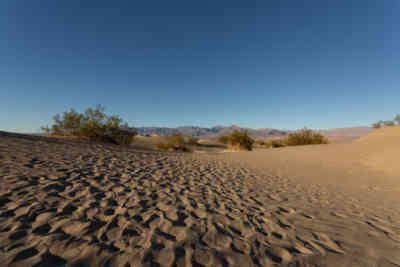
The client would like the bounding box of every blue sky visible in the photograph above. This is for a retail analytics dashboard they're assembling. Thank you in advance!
[1,0,399,132]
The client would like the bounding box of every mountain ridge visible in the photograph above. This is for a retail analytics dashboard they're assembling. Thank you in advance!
[134,125,372,140]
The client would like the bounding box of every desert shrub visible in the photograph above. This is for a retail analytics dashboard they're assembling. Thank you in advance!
[187,137,199,145]
[372,121,382,129]
[227,130,254,151]
[255,140,267,146]
[217,131,254,150]
[41,109,84,136]
[285,128,329,146]
[170,133,186,147]
[218,135,230,144]
[41,105,136,145]
[255,139,274,148]
[156,133,189,152]
[268,139,286,148]
[155,142,170,150]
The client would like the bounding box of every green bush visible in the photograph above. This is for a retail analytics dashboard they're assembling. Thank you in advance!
[41,105,136,145]
[156,133,189,152]
[217,131,254,150]
[372,121,383,129]
[41,108,84,136]
[227,130,254,151]
[285,128,329,146]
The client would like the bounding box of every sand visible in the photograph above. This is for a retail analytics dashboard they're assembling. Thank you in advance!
[0,129,399,267]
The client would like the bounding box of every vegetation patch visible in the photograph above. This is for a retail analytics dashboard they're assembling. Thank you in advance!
[41,105,136,145]
[218,135,230,144]
[218,130,254,151]
[187,137,199,145]
[255,140,268,147]
[256,129,329,148]
[269,139,287,148]
[256,139,287,148]
[155,133,190,152]
[373,114,400,128]
[285,128,329,146]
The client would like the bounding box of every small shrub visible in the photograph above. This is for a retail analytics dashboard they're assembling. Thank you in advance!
[107,129,136,145]
[255,140,267,146]
[372,121,382,129]
[155,142,170,150]
[218,135,230,144]
[41,108,84,136]
[156,133,189,152]
[285,128,329,146]
[255,139,275,148]
[170,133,186,147]
[41,105,136,145]
[187,137,199,145]
[268,139,286,148]
[227,130,254,151]
[217,131,254,150]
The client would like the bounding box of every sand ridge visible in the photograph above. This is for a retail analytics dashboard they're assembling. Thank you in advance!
[355,126,400,176]
[0,131,399,266]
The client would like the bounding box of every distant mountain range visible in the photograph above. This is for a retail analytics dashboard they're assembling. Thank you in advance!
[135,125,287,139]
[134,125,373,141]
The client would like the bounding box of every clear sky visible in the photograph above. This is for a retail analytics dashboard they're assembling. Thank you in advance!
[1,1,399,132]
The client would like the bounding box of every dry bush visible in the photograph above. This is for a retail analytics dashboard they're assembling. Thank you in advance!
[217,131,254,150]
[285,128,329,146]
[227,130,254,151]
[187,137,199,145]
[263,129,328,149]
[255,140,267,146]
[218,135,230,144]
[156,133,189,152]
[372,121,383,129]
[255,139,272,148]
[41,105,136,145]
[267,139,286,148]
[155,142,170,150]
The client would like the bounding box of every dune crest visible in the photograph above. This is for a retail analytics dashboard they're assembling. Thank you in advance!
[355,126,400,176]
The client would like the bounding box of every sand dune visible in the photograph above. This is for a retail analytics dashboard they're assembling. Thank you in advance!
[355,126,400,176]
[0,129,399,266]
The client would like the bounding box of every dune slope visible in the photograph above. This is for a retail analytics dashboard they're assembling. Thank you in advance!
[0,131,399,267]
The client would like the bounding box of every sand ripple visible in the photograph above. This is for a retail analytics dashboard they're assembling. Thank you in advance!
[0,132,399,266]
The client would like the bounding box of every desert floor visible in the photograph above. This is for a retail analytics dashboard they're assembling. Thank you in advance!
[0,128,399,267]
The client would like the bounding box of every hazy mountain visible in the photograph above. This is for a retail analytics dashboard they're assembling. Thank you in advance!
[135,125,372,141]
[135,125,288,138]
[316,126,374,143]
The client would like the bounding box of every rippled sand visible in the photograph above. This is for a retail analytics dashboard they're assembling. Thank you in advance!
[0,130,399,267]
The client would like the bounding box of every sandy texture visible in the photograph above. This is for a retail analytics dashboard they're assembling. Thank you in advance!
[0,130,399,267]
[355,126,400,176]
